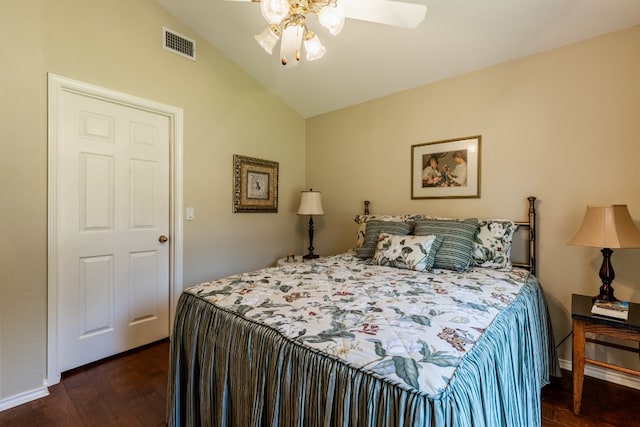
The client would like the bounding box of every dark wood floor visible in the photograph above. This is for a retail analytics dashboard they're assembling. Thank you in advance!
[541,370,640,427]
[0,339,169,427]
[2,339,640,426]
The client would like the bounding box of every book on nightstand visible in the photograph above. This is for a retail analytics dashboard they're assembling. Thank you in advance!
[591,299,629,321]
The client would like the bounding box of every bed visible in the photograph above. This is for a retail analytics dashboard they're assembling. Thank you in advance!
[167,197,559,426]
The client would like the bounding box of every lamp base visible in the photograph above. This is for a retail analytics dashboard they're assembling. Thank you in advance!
[594,248,617,302]
[594,286,618,302]
[303,216,319,261]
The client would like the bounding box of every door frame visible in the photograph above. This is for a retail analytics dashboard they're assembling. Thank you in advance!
[46,73,184,386]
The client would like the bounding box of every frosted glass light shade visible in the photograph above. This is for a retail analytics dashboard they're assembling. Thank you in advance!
[304,34,326,61]
[297,190,324,215]
[568,205,640,248]
[254,26,280,54]
[318,3,345,35]
[260,0,289,25]
[280,23,304,66]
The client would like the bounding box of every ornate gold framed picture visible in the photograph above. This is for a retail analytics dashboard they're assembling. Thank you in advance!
[233,155,279,213]
[411,136,481,199]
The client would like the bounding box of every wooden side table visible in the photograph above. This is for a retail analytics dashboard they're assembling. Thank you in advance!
[572,294,640,415]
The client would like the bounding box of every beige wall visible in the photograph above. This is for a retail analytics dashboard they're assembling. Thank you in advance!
[306,26,640,367]
[0,2,48,403]
[0,0,305,402]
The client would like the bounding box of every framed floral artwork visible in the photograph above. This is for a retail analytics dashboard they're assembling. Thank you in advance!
[233,154,279,212]
[411,136,481,199]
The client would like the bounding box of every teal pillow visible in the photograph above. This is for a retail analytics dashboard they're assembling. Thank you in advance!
[356,220,414,259]
[414,218,479,271]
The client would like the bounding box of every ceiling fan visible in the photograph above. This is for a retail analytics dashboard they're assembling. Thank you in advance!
[227,0,427,67]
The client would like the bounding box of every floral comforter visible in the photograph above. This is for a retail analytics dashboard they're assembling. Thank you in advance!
[186,252,536,398]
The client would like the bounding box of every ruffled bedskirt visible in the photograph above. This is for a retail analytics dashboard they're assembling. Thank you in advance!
[167,279,559,426]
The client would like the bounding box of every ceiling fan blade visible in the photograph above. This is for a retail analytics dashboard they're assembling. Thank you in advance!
[341,0,426,29]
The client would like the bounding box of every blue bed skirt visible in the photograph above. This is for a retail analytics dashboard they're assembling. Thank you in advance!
[167,278,559,426]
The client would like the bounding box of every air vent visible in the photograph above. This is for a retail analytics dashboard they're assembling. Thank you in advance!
[162,27,196,60]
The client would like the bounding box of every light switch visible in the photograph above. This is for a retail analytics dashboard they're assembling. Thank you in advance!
[186,207,195,220]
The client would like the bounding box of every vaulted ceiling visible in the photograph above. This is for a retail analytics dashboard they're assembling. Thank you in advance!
[156,0,640,117]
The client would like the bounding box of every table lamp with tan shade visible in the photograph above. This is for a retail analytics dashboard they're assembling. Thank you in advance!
[568,205,640,301]
[297,189,324,260]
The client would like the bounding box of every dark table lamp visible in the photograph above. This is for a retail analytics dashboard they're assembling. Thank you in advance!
[568,205,640,301]
[297,189,324,260]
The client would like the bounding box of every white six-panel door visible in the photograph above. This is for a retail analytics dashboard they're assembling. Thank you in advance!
[55,86,171,372]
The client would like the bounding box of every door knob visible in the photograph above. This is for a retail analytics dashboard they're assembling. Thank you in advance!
[159,235,168,243]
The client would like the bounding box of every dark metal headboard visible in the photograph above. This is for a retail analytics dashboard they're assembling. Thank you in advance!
[512,196,537,275]
[362,196,537,275]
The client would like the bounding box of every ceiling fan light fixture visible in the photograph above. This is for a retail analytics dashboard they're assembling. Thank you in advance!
[303,31,326,61]
[318,3,345,35]
[254,25,281,54]
[260,0,289,24]
[241,0,426,65]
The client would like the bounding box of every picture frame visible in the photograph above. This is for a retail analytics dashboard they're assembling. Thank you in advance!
[233,154,279,213]
[411,135,481,199]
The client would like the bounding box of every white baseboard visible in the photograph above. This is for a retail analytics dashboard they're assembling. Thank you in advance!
[0,385,49,412]
[559,358,640,390]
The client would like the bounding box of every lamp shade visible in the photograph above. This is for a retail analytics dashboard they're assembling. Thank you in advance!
[279,22,304,66]
[260,0,289,25]
[297,190,324,216]
[303,33,326,61]
[568,205,640,248]
[254,26,280,54]
[318,3,345,35]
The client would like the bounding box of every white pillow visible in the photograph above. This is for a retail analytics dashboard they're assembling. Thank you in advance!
[472,220,518,270]
[371,233,442,272]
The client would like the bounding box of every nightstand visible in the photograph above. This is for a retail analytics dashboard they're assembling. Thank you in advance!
[276,255,306,267]
[572,294,640,415]
[276,255,326,267]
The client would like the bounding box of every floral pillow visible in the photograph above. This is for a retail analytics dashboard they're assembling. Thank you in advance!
[472,220,518,270]
[371,233,443,272]
[354,214,424,248]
